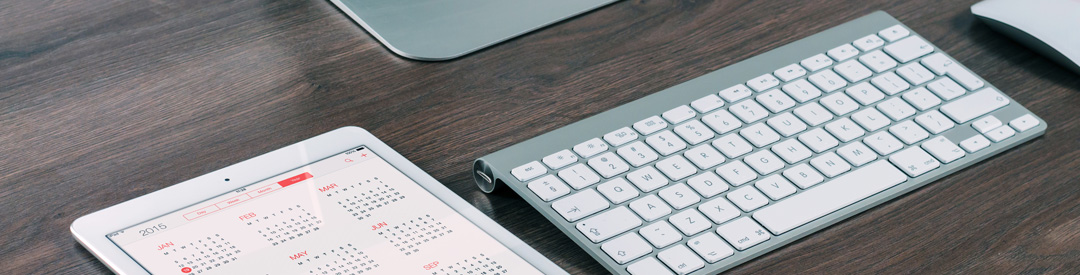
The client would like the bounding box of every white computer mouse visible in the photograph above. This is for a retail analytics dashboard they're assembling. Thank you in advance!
[972,0,1080,74]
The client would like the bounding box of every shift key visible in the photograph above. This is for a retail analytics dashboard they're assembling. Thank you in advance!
[577,206,643,243]
[939,88,1009,123]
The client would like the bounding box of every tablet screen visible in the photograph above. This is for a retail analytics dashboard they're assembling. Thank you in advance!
[107,146,543,275]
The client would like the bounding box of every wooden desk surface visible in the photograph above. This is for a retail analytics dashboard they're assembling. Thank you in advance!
[3,0,1079,273]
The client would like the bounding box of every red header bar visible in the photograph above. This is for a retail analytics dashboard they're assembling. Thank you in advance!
[278,172,314,187]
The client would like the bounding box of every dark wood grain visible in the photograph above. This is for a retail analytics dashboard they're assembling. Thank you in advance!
[2,0,1079,274]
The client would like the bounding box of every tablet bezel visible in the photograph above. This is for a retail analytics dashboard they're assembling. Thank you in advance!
[71,126,565,274]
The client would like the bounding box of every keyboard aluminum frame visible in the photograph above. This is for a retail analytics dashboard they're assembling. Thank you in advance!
[474,11,1046,274]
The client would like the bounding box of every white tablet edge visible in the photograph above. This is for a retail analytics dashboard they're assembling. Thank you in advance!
[71,126,566,275]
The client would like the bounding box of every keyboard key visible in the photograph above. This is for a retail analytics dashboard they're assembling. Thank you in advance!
[851,108,891,131]
[602,233,652,264]
[577,206,643,243]
[853,34,886,51]
[618,141,660,167]
[744,150,785,175]
[793,102,834,126]
[859,50,898,73]
[808,70,847,92]
[767,112,808,137]
[836,141,878,166]
[884,36,934,63]
[846,82,886,105]
[727,186,769,211]
[691,94,726,113]
[701,109,743,134]
[627,257,673,275]
[543,149,580,169]
[771,139,813,163]
[753,160,907,234]
[656,182,699,210]
[1009,114,1040,132]
[673,120,715,145]
[604,127,641,147]
[716,160,758,186]
[512,161,547,181]
[740,123,781,147]
[755,175,798,200]
[827,43,860,61]
[588,152,631,178]
[865,131,905,155]
[657,245,705,275]
[559,163,602,189]
[878,97,917,120]
[825,118,866,142]
[783,163,825,188]
[668,208,711,235]
[656,156,698,181]
[871,72,910,95]
[748,73,781,92]
[798,128,840,153]
[896,63,934,85]
[774,63,808,81]
[627,166,669,192]
[684,144,726,169]
[552,189,611,222]
[902,87,941,111]
[889,120,930,144]
[663,105,698,124]
[834,60,873,82]
[634,116,670,135]
[597,178,640,204]
[889,147,940,177]
[719,84,754,102]
[782,79,824,103]
[687,233,735,263]
[527,175,572,201]
[646,130,688,156]
[757,89,797,113]
[716,217,771,250]
[640,221,683,248]
[878,24,911,42]
[629,195,673,222]
[926,77,966,100]
[574,138,610,158]
[960,135,991,152]
[940,88,1010,123]
[801,53,834,71]
[698,197,740,224]
[915,110,955,134]
[820,92,859,116]
[921,136,965,163]
[971,115,1003,133]
[985,125,1016,142]
[811,152,852,177]
[687,172,729,198]
[712,134,754,158]
[730,100,770,123]
[922,53,985,90]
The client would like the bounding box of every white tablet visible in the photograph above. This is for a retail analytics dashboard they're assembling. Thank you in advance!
[71,126,565,275]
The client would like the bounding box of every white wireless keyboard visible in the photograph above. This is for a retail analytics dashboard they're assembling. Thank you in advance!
[473,11,1046,274]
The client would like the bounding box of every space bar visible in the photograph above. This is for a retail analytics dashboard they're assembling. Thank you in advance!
[752,160,908,234]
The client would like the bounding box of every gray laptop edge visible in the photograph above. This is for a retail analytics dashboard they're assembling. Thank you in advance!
[329,0,619,61]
